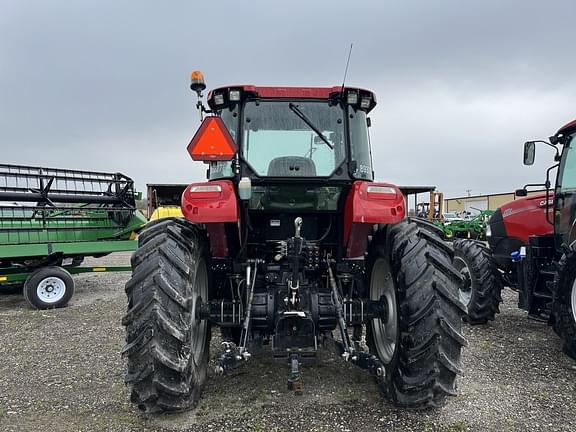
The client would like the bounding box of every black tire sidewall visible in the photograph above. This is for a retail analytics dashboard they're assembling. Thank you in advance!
[367,219,466,408]
[124,218,212,411]
[24,267,75,309]
[556,252,576,358]
[453,239,502,324]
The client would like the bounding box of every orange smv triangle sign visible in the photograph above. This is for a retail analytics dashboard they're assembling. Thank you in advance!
[187,116,238,161]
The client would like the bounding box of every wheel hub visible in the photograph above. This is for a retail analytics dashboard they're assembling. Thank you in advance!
[453,257,472,307]
[191,260,209,364]
[370,257,398,364]
[571,278,576,324]
[37,277,66,303]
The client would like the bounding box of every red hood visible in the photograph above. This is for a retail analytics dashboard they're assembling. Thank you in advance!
[498,193,554,243]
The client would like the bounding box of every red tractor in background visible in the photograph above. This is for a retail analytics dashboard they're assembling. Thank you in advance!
[453,119,576,360]
[121,72,466,413]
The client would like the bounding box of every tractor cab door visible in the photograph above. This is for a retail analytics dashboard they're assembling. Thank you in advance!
[555,135,576,246]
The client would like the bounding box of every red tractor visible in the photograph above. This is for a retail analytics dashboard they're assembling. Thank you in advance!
[453,119,576,360]
[122,73,466,412]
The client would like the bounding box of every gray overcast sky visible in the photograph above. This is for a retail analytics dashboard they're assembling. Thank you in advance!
[1,0,575,198]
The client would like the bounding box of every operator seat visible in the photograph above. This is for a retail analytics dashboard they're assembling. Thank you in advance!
[260,156,318,210]
[267,156,317,177]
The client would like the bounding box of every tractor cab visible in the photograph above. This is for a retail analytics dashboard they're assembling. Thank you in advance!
[550,120,576,246]
[203,85,375,184]
[520,119,576,248]
[184,76,405,257]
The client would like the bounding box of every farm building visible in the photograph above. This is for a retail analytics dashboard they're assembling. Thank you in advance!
[445,190,546,213]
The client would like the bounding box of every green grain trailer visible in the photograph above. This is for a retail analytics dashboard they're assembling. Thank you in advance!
[0,164,146,309]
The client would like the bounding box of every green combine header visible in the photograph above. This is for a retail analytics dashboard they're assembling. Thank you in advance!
[0,163,146,308]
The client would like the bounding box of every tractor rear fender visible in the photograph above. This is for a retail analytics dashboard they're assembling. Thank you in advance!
[181,180,239,257]
[344,181,406,257]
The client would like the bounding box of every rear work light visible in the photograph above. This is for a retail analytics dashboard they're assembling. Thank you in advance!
[229,89,241,101]
[213,93,225,105]
[360,97,371,109]
[347,91,358,105]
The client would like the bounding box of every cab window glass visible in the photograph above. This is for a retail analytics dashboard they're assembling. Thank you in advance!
[559,134,576,192]
[348,107,373,180]
[242,101,345,177]
[209,105,237,179]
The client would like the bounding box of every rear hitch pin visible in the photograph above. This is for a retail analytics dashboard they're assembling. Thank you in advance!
[294,217,302,238]
[287,354,303,395]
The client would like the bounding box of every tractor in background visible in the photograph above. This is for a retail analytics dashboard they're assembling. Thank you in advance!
[453,119,576,360]
[121,72,466,412]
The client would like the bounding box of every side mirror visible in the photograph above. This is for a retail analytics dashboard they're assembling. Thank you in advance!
[515,188,528,197]
[523,141,535,165]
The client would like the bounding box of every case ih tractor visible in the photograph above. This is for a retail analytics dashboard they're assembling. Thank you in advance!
[453,119,576,360]
[122,72,466,412]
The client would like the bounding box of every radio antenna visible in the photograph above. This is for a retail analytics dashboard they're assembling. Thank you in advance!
[340,43,354,93]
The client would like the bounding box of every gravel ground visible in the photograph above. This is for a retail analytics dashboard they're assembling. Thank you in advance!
[1,252,575,432]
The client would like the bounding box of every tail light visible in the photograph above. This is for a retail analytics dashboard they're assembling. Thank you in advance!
[366,185,398,200]
[188,184,222,199]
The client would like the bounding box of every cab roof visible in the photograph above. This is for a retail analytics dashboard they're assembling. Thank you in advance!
[207,85,377,112]
[557,119,576,136]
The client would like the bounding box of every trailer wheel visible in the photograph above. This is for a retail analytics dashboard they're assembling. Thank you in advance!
[366,219,467,409]
[122,218,210,412]
[23,266,75,309]
[452,239,503,324]
[553,251,576,360]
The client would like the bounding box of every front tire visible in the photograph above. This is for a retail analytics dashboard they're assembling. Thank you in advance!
[367,219,467,409]
[122,218,210,412]
[553,251,576,360]
[453,239,503,325]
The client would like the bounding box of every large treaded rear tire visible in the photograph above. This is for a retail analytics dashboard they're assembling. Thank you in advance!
[122,218,210,412]
[553,251,576,360]
[453,239,503,325]
[367,218,467,409]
